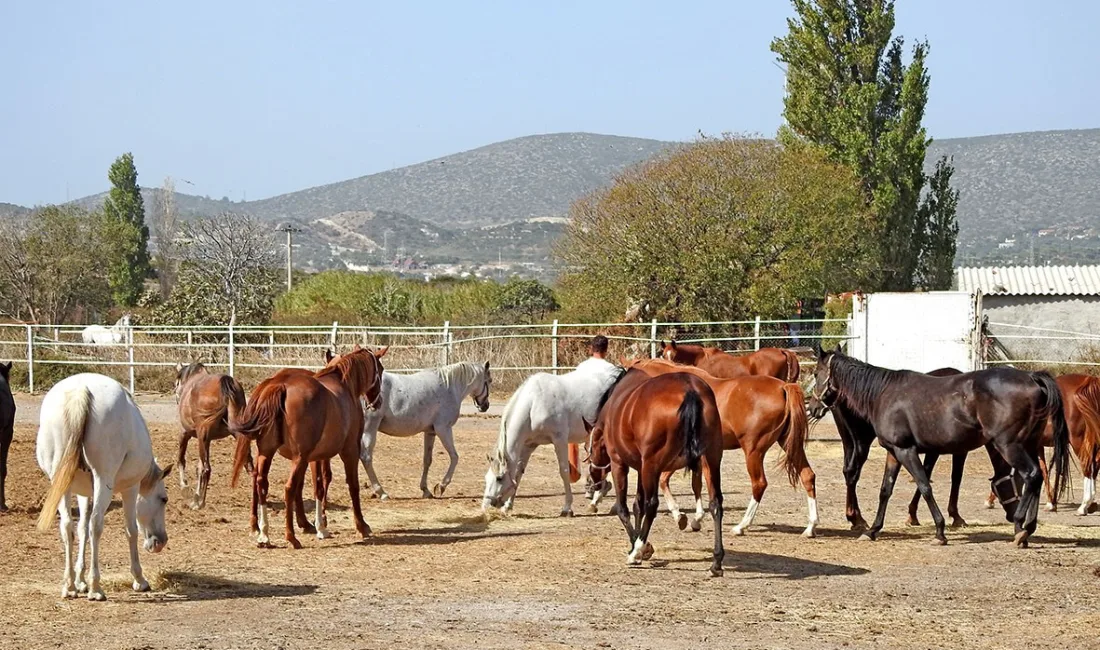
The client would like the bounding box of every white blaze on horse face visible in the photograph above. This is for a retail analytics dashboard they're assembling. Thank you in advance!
[732,497,760,536]
[136,476,169,552]
[805,496,819,537]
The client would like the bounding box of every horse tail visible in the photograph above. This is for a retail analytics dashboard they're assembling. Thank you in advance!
[677,389,705,473]
[779,382,810,488]
[568,443,581,483]
[229,383,286,488]
[1073,376,1100,478]
[37,387,93,532]
[784,350,800,383]
[1033,371,1070,502]
[220,375,247,425]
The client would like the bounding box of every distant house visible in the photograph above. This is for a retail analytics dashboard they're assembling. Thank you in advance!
[998,238,1016,249]
[955,265,1100,360]
[1037,228,1057,237]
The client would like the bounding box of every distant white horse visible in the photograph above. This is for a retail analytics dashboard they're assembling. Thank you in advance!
[36,373,173,601]
[81,314,130,345]
[482,358,622,516]
[356,359,493,499]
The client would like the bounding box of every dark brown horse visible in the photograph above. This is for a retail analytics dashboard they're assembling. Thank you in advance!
[592,358,816,537]
[808,348,1069,547]
[982,373,1100,515]
[659,341,800,382]
[0,361,13,513]
[230,346,384,549]
[174,362,248,509]
[587,368,726,576]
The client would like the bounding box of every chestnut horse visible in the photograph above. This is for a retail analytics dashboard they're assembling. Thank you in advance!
[591,358,816,537]
[230,346,384,548]
[982,373,1100,515]
[174,362,247,509]
[659,340,800,382]
[587,369,726,576]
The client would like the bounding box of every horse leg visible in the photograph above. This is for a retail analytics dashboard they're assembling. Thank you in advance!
[312,461,330,539]
[703,459,725,577]
[862,451,902,542]
[283,457,310,549]
[419,431,437,499]
[72,495,90,594]
[254,455,273,547]
[843,439,872,532]
[1078,456,1096,516]
[906,452,940,526]
[948,453,968,527]
[191,433,212,510]
[689,468,706,532]
[631,472,645,533]
[57,493,77,598]
[996,442,1043,547]
[732,450,767,536]
[86,474,113,600]
[433,425,460,497]
[628,465,660,565]
[359,422,387,500]
[504,445,536,514]
[659,471,687,530]
[120,486,150,592]
[611,463,636,556]
[0,433,10,511]
[894,447,948,545]
[1038,451,1055,511]
[292,462,317,536]
[340,445,372,538]
[548,440,576,516]
[177,429,194,490]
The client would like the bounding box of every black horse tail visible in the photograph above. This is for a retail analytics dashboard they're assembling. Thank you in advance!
[1033,371,1070,502]
[678,389,705,473]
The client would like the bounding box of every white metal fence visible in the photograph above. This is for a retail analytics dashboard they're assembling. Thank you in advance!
[0,317,849,393]
[982,321,1100,369]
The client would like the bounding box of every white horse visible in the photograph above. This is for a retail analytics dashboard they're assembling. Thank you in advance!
[357,359,493,499]
[36,373,173,601]
[482,358,622,516]
[81,314,130,345]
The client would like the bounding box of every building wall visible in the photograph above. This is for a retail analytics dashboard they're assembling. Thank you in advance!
[983,295,1100,360]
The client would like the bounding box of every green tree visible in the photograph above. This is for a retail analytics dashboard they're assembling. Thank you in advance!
[771,0,959,291]
[556,136,873,322]
[916,156,960,289]
[103,152,151,306]
[493,277,559,323]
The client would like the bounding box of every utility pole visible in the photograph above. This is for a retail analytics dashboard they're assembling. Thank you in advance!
[276,223,301,291]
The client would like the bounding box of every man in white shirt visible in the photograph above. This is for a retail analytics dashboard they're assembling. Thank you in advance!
[570,335,616,482]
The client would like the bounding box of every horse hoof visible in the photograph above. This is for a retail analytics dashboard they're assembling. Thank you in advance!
[88,591,107,602]
[983,500,996,510]
[188,500,202,511]
[75,581,88,594]
[359,525,372,538]
[858,533,875,542]
[802,528,817,539]
[931,537,947,546]
[433,484,445,498]
[300,524,317,536]
[676,514,688,531]
[710,567,724,578]
[0,504,8,514]
[288,538,303,550]
[586,504,598,515]
[849,520,868,533]
[905,516,920,527]
[1014,531,1030,548]
[1078,507,1091,517]
[316,530,332,540]
[639,543,655,561]
[731,526,745,537]
[689,519,702,533]
[133,579,150,593]
[421,490,436,499]
[63,587,78,599]
[559,510,574,518]
[379,493,390,501]
[1045,503,1056,512]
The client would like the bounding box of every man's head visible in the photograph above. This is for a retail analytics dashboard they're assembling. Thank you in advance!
[589,335,609,359]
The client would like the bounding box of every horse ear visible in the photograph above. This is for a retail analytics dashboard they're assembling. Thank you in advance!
[175,361,183,372]
[833,344,843,355]
[375,346,389,359]
[160,463,175,480]
[484,360,490,371]
[353,344,362,352]
[324,348,335,363]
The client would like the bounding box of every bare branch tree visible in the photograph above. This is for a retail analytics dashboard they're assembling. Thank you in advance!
[179,212,279,325]
[0,218,36,322]
[151,176,180,298]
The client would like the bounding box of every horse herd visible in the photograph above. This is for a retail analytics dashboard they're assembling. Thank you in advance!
[4,336,1099,599]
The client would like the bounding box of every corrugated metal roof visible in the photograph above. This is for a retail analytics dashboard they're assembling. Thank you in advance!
[955,265,1100,296]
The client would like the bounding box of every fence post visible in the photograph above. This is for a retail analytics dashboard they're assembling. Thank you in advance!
[26,324,34,394]
[228,323,235,378]
[268,330,275,359]
[650,319,658,358]
[127,322,135,393]
[441,321,451,365]
[187,330,193,355]
[754,316,762,351]
[330,321,339,351]
[551,319,559,374]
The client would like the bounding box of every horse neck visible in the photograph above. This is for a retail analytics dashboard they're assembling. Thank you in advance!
[832,356,895,422]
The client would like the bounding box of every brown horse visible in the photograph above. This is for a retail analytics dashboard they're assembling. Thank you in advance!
[592,358,816,537]
[174,362,248,509]
[587,369,726,576]
[230,346,384,549]
[982,373,1100,515]
[659,340,800,382]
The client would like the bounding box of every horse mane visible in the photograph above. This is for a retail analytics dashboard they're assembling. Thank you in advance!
[830,353,901,421]
[594,366,630,420]
[316,350,373,392]
[438,361,483,389]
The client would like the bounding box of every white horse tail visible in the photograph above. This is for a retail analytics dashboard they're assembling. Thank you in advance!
[37,386,93,531]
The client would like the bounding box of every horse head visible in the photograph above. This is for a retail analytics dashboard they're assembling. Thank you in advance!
[471,361,491,413]
[0,360,11,382]
[807,345,842,419]
[482,446,516,511]
[137,460,174,553]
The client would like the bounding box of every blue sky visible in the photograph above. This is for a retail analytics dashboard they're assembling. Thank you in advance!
[2,1,1097,206]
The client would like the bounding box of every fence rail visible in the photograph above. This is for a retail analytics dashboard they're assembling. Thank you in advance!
[0,317,850,393]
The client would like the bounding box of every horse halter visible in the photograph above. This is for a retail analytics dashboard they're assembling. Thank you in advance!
[364,353,384,411]
[810,353,837,407]
[583,422,612,471]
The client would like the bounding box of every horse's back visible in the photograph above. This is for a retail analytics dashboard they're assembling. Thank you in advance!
[376,371,448,435]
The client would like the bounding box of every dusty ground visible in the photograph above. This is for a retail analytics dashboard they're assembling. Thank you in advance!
[1,395,1099,650]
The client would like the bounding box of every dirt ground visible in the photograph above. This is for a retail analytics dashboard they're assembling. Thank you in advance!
[1,394,1099,650]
